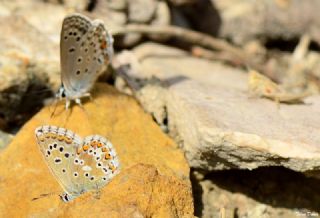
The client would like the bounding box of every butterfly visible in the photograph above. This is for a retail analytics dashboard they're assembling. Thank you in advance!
[35,125,120,202]
[57,13,114,109]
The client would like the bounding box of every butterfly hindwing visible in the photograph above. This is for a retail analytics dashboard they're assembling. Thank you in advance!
[73,135,120,192]
[35,126,83,196]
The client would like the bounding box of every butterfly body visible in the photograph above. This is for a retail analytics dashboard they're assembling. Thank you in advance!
[58,13,114,108]
[35,125,120,202]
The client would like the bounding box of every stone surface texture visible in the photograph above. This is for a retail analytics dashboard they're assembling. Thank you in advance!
[214,0,320,46]
[0,130,13,150]
[0,84,194,217]
[115,42,320,172]
[193,168,320,217]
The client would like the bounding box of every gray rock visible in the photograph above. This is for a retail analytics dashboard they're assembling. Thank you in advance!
[214,0,320,46]
[115,42,320,172]
[128,0,157,23]
[193,168,320,218]
[0,14,60,123]
[105,0,127,10]
[149,1,171,41]
[0,130,13,150]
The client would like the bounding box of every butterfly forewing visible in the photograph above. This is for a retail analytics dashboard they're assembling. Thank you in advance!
[35,126,83,196]
[60,13,113,98]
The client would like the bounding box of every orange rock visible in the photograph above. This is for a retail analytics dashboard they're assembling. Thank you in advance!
[0,83,194,217]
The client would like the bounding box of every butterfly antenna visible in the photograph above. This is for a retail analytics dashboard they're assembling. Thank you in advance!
[50,97,59,118]
[32,192,59,201]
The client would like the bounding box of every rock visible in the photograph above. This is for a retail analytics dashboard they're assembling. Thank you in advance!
[149,1,171,41]
[0,14,60,125]
[114,42,320,173]
[0,15,59,61]
[93,1,127,26]
[194,168,320,218]
[105,0,127,10]
[0,83,193,217]
[0,130,13,150]
[2,1,67,45]
[128,0,158,23]
[0,52,30,123]
[172,0,221,36]
[213,0,320,46]
[168,0,198,6]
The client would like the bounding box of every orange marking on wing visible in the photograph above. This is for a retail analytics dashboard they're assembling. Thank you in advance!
[65,137,72,144]
[105,152,111,160]
[91,141,98,148]
[100,40,107,49]
[109,163,116,173]
[77,146,82,155]
[49,133,57,139]
[39,136,45,142]
[83,144,89,151]
[101,147,108,152]
[97,142,103,148]
[57,135,64,141]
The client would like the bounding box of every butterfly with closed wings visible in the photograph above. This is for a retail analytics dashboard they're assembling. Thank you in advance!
[58,13,114,109]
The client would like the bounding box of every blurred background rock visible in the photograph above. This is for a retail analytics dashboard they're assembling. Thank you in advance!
[1,0,320,217]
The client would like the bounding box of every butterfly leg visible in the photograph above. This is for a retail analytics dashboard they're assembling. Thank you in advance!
[84,92,100,107]
[75,98,82,106]
[75,98,89,117]
[50,97,59,118]
[82,93,92,99]
[62,99,72,126]
[65,99,71,110]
